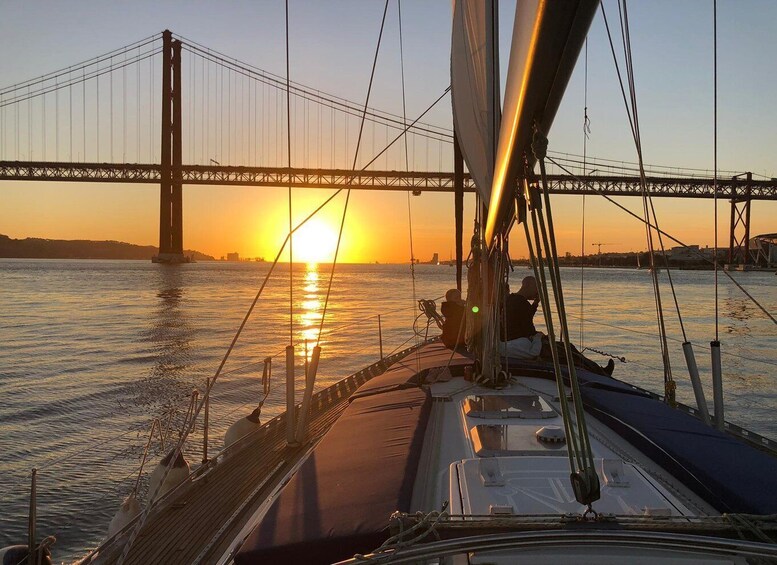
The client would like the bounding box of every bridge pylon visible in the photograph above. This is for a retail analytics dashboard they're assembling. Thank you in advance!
[153,30,188,264]
[727,172,752,269]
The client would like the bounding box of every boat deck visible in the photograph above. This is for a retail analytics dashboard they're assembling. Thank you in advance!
[85,340,472,564]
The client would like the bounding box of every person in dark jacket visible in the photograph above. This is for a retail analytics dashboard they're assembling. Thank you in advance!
[441,288,467,350]
[503,276,614,376]
[502,276,540,341]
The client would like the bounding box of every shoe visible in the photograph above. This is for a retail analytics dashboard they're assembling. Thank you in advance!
[603,359,615,376]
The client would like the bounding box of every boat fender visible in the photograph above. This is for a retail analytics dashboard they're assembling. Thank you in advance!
[106,494,141,538]
[0,544,53,565]
[148,449,190,501]
[224,407,262,448]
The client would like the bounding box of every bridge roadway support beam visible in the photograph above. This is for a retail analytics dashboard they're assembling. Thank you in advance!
[153,30,187,264]
[728,172,752,268]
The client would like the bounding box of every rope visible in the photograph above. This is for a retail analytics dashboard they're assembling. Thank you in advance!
[523,179,583,479]
[353,502,450,561]
[580,346,626,363]
[532,136,599,507]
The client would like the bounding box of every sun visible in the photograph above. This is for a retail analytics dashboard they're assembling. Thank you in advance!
[292,218,338,264]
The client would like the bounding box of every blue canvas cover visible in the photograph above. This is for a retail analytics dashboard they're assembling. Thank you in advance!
[506,357,650,397]
[234,386,432,564]
[582,386,777,514]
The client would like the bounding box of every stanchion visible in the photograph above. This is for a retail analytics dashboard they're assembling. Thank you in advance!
[378,315,384,360]
[711,340,724,430]
[202,377,210,464]
[682,342,710,425]
[29,468,37,564]
[286,345,297,445]
[295,345,321,444]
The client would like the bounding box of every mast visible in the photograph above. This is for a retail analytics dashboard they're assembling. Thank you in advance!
[478,0,501,382]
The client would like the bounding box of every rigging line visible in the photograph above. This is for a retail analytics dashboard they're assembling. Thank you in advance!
[398,0,420,374]
[110,58,114,162]
[616,2,687,344]
[317,0,390,345]
[286,0,293,347]
[362,87,451,171]
[607,0,673,384]
[136,47,140,162]
[621,1,689,356]
[524,208,581,473]
[123,60,127,161]
[537,147,598,477]
[547,156,777,325]
[713,0,719,342]
[580,37,588,348]
[83,67,86,161]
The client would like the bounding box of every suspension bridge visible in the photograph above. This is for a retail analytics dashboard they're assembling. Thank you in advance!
[1,31,774,263]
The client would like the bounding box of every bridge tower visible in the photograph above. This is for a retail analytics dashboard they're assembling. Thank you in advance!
[153,30,187,263]
[728,172,752,268]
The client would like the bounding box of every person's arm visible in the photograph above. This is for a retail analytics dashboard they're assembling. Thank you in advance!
[531,298,540,313]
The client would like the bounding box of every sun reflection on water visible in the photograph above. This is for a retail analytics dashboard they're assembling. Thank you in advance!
[298,263,322,352]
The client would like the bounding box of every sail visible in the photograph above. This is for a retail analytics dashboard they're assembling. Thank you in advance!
[451,0,500,203]
[485,0,598,245]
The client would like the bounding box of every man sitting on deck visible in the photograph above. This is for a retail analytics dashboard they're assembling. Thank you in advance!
[501,276,614,376]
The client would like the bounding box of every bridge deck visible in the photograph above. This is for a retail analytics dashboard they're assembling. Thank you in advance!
[2,161,776,199]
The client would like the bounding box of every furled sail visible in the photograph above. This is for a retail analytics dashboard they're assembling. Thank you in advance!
[485,0,598,245]
[451,0,500,203]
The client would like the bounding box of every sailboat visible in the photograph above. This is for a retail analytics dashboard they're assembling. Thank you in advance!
[9,2,777,564]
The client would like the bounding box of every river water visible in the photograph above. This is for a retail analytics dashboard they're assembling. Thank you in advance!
[1,259,775,561]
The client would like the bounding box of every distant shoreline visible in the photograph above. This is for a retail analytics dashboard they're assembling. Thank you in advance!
[0,234,215,261]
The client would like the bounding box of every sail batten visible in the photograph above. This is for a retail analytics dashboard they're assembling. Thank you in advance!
[485,0,598,246]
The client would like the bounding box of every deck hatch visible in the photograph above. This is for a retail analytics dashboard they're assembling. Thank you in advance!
[463,394,555,419]
[472,424,567,457]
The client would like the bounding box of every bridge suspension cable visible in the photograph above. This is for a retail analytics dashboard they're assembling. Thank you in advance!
[175,33,451,141]
[0,38,162,106]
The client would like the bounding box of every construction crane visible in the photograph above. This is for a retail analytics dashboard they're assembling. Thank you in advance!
[591,242,615,254]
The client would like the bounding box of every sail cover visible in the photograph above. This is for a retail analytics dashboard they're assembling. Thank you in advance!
[485,0,598,245]
[451,0,500,203]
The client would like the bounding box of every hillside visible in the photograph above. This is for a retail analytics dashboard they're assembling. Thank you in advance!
[0,234,215,261]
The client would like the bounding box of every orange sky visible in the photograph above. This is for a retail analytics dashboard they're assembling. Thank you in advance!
[2,180,775,262]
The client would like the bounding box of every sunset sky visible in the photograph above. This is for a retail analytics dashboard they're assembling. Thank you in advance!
[1,1,776,262]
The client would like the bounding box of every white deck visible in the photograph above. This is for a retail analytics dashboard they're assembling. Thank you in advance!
[412,374,716,518]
